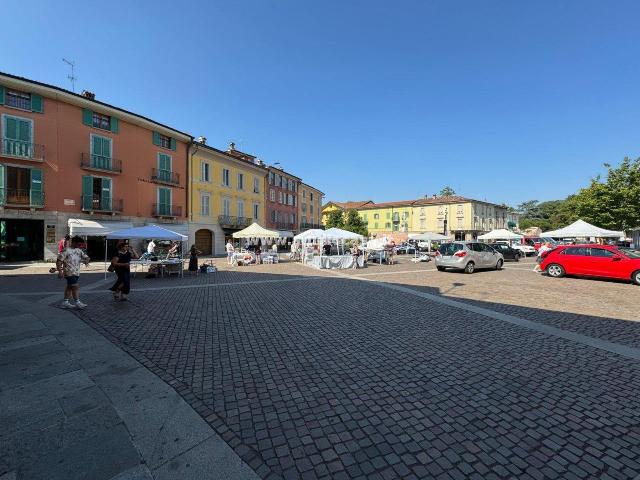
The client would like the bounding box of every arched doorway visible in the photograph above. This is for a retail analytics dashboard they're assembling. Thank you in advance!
[195,229,213,255]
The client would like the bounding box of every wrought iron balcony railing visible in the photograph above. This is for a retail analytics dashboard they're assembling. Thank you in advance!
[1,139,45,161]
[151,168,180,185]
[81,196,123,213]
[0,188,45,208]
[153,204,182,217]
[80,153,122,173]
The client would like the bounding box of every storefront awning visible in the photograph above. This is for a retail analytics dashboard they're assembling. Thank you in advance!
[68,219,134,237]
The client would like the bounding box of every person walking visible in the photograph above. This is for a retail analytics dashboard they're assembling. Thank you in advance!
[533,242,553,272]
[226,240,235,265]
[56,236,90,309]
[188,244,201,274]
[351,242,361,269]
[109,242,139,301]
[255,244,262,264]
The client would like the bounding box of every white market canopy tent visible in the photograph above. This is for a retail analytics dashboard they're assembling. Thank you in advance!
[477,229,523,241]
[408,232,450,242]
[104,224,187,278]
[68,219,133,237]
[293,229,328,243]
[542,219,622,239]
[106,224,187,241]
[232,223,280,239]
[324,227,365,242]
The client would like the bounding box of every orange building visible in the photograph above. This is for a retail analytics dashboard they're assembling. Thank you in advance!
[0,72,191,261]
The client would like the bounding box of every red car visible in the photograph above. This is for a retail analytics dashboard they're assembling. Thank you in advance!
[540,244,640,285]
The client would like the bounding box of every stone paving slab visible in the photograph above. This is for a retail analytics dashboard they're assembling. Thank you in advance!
[69,268,640,479]
[0,295,259,480]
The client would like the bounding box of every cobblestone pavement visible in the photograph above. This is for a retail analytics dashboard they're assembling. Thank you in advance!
[2,258,640,479]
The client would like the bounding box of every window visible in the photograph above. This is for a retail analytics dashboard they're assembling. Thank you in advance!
[268,172,274,185]
[159,133,171,149]
[5,89,31,110]
[564,247,589,256]
[253,177,260,193]
[373,213,379,219]
[310,192,314,201]
[420,219,426,229]
[302,203,307,212]
[279,191,284,204]
[420,208,425,216]
[457,218,463,229]
[237,173,244,190]
[457,204,464,215]
[222,168,230,186]
[303,190,307,199]
[2,114,33,158]
[82,175,112,211]
[90,134,112,170]
[271,210,276,222]
[362,213,368,222]
[201,162,210,182]
[270,189,275,202]
[157,187,171,215]
[156,153,173,182]
[374,222,379,229]
[253,203,260,220]
[288,194,293,206]
[92,112,111,131]
[590,248,615,258]
[3,166,43,206]
[310,204,313,214]
[200,193,210,216]
[237,199,245,218]
[222,197,231,216]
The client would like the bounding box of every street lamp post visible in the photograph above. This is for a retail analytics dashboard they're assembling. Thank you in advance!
[443,208,448,237]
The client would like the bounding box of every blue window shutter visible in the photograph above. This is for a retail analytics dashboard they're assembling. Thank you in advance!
[31,94,44,113]
[0,85,5,105]
[152,131,160,146]
[83,109,93,126]
[170,137,176,151]
[110,117,119,133]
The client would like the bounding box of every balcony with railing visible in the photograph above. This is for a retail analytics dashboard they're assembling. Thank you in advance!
[1,139,45,161]
[299,222,323,231]
[153,204,182,218]
[81,196,123,213]
[80,153,122,174]
[276,222,295,230]
[0,188,45,208]
[151,168,180,186]
[218,215,252,229]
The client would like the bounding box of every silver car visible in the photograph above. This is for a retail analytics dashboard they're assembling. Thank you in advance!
[435,241,504,273]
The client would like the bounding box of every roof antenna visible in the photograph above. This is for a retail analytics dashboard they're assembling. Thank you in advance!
[62,58,77,92]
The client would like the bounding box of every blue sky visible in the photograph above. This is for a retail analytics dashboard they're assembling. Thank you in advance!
[2,1,639,207]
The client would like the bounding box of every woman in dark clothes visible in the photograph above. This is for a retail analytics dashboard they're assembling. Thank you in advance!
[188,244,201,274]
[109,242,139,301]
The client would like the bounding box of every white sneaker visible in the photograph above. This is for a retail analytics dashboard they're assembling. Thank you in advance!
[61,300,73,309]
[74,301,87,309]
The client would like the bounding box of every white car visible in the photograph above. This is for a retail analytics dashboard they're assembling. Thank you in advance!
[496,241,535,256]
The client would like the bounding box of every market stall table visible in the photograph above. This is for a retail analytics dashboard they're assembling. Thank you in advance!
[310,254,365,269]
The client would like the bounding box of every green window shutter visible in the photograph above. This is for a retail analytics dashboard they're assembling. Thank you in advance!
[5,117,17,139]
[110,117,119,133]
[82,175,93,210]
[30,168,43,207]
[83,109,93,126]
[102,137,112,170]
[31,94,43,113]
[101,178,112,210]
[0,85,4,105]
[0,164,5,205]
[152,131,160,146]
[170,137,176,151]
[18,119,31,142]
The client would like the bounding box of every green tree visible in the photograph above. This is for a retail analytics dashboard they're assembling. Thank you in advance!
[439,186,456,197]
[343,209,368,236]
[570,157,640,230]
[325,209,345,229]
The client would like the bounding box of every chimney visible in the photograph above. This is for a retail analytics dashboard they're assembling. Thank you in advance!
[81,90,95,100]
[197,136,207,144]
[432,194,438,199]
[228,142,236,152]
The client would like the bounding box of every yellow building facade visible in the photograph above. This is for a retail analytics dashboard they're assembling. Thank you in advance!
[188,142,266,255]
[323,196,519,241]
